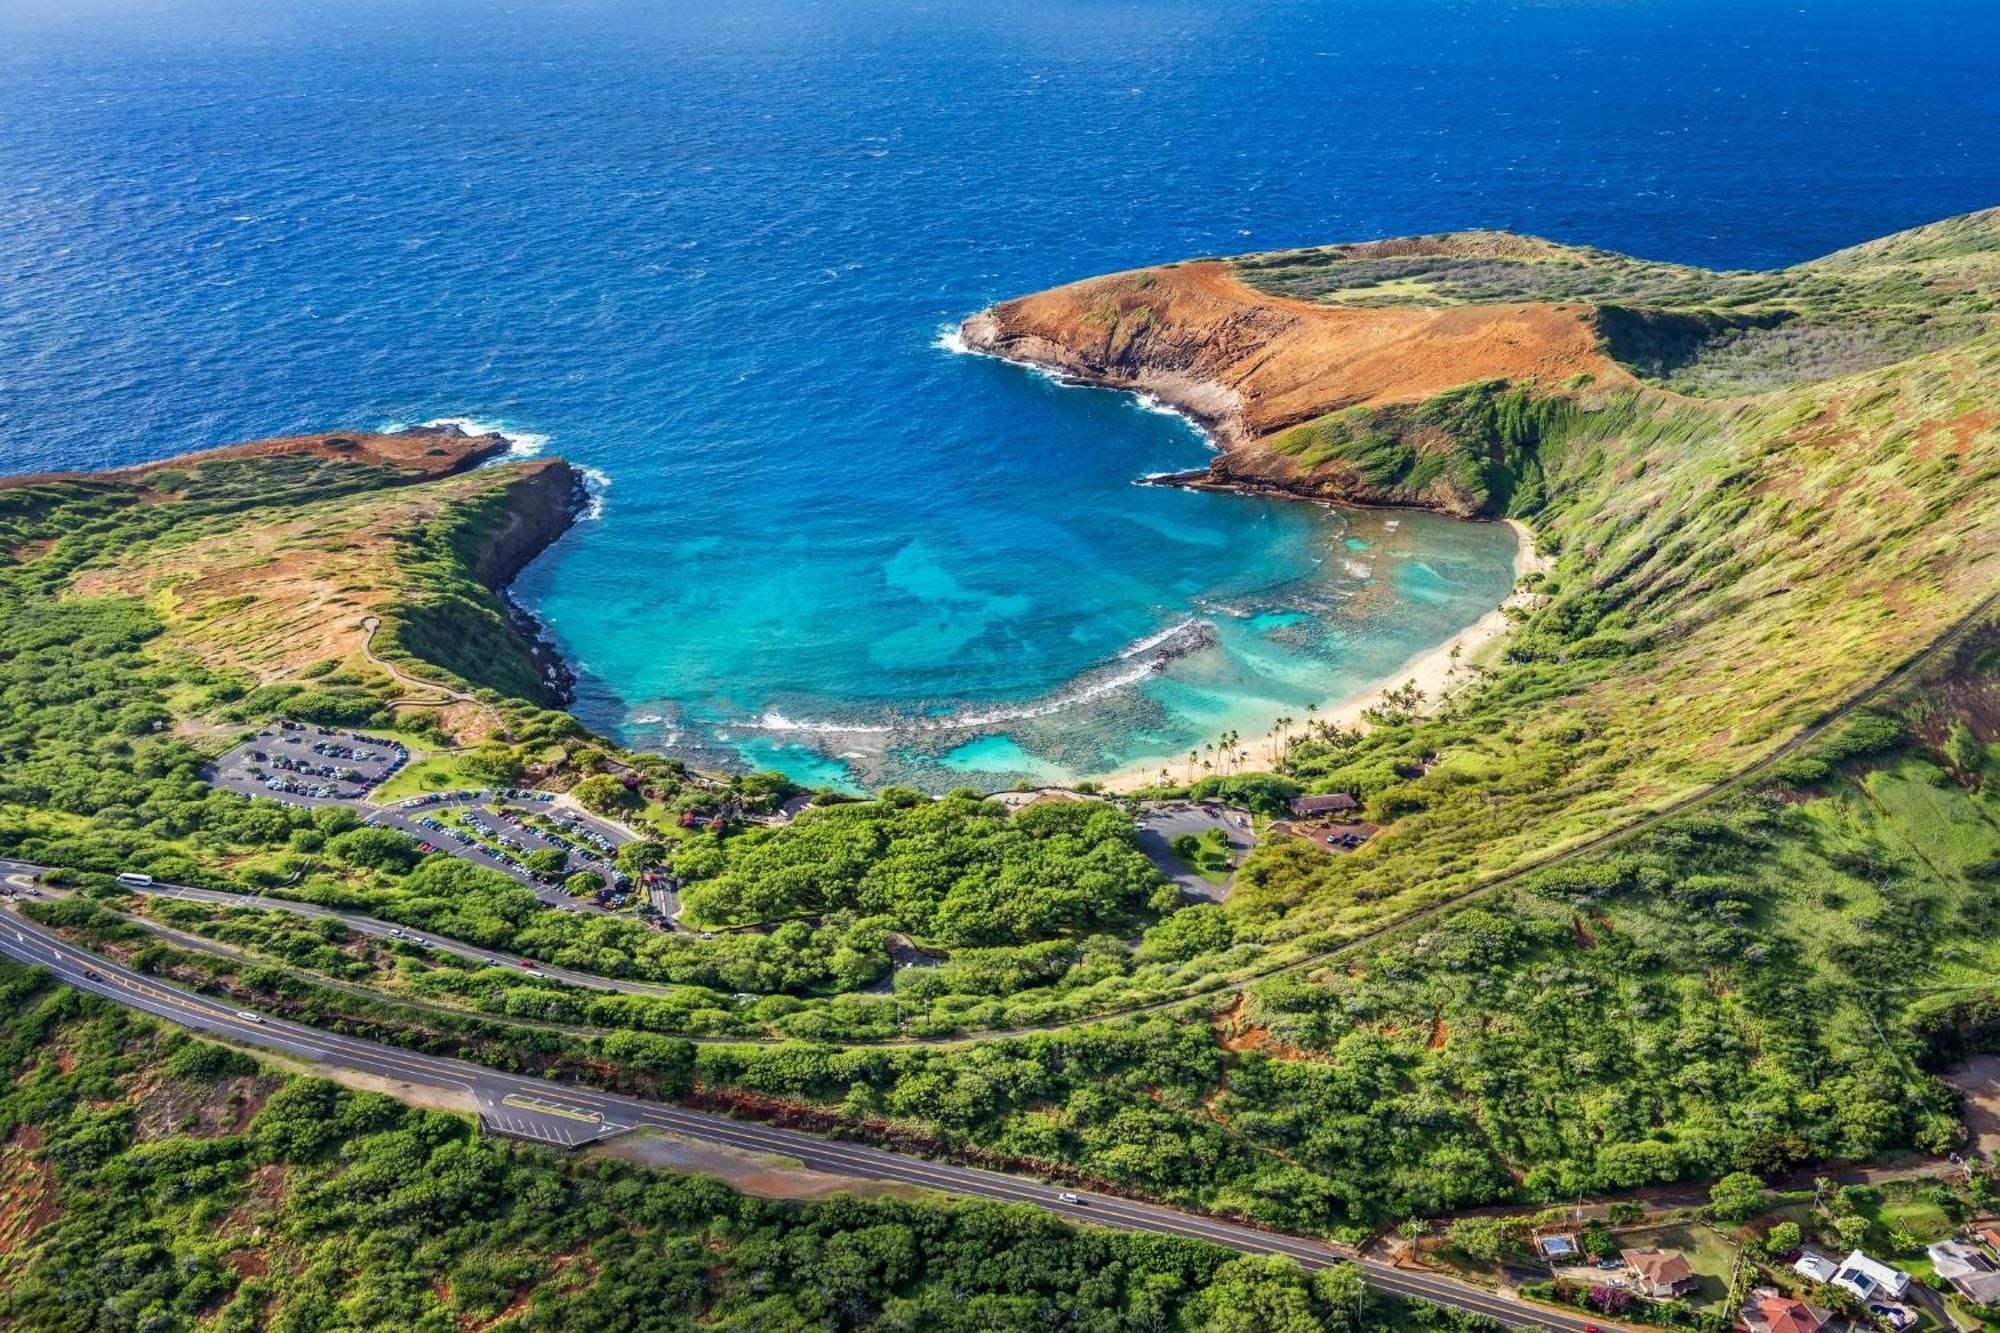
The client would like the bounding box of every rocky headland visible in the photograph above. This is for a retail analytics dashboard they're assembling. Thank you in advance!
[39,423,588,715]
[959,244,1627,518]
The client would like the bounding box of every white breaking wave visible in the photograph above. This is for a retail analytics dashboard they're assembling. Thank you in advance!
[950,659,1159,727]
[577,465,611,520]
[1119,617,1202,659]
[737,619,1217,737]
[932,321,972,355]
[753,710,896,736]
[380,415,551,459]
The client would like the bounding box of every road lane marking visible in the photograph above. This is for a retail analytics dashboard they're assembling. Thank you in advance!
[501,1094,600,1123]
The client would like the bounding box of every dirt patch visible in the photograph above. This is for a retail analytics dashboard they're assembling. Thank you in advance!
[1913,408,1999,463]
[134,1072,279,1141]
[223,1247,270,1277]
[467,1288,537,1333]
[1210,992,1326,1062]
[6,538,55,563]
[1946,1056,2000,1155]
[0,1126,59,1255]
[1427,1015,1449,1051]
[591,1129,925,1203]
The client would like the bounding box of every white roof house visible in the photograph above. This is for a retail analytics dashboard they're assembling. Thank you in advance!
[1831,1249,1910,1301]
[1930,1240,1990,1282]
[1793,1250,1839,1285]
[1928,1240,2000,1306]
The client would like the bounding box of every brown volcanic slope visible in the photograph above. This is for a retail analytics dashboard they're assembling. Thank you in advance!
[960,258,1627,448]
[42,425,579,731]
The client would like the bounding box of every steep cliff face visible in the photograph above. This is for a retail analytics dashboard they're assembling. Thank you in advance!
[961,259,1622,516]
[470,458,587,588]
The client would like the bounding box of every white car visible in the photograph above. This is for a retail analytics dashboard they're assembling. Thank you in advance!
[1057,1192,1081,1204]
[234,1010,265,1024]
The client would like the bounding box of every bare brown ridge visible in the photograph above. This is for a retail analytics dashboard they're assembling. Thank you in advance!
[960,259,1627,452]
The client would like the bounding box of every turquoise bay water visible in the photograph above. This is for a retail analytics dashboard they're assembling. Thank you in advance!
[1,0,1995,789]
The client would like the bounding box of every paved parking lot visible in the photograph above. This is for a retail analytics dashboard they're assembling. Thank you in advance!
[209,723,409,804]
[475,1088,629,1148]
[1133,801,1258,902]
[204,722,643,911]
[376,791,637,912]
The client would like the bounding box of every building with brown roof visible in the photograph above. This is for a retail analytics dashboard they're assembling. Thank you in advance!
[1739,1288,1830,1333]
[1289,792,1358,818]
[1620,1245,1697,1299]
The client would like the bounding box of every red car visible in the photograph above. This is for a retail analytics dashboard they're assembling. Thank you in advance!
[518,959,537,969]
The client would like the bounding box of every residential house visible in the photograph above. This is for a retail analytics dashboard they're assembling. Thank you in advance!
[1620,1246,1698,1299]
[1829,1249,1910,1303]
[1739,1286,1832,1333]
[1792,1250,1840,1286]
[1927,1239,2000,1306]
[1288,792,1358,819]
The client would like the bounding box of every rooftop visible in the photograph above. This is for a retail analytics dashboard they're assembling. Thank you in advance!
[1621,1246,1695,1287]
[1749,1295,1827,1333]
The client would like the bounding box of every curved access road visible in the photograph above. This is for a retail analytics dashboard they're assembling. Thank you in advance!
[0,866,664,997]
[0,910,1614,1332]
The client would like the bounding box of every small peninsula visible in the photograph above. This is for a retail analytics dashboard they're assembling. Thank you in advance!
[962,214,1999,520]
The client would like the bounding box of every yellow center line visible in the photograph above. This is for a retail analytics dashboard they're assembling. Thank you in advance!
[501,1094,601,1123]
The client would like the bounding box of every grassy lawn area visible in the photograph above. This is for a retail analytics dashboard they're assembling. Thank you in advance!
[371,753,487,801]
[1171,827,1235,885]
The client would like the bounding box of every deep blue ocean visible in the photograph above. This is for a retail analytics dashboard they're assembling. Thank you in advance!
[3,0,1995,789]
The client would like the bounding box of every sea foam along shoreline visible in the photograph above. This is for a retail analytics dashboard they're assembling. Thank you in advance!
[938,318,1228,455]
[948,307,1551,793]
[1094,518,1549,793]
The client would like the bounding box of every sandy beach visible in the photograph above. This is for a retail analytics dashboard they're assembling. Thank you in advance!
[1097,517,1550,793]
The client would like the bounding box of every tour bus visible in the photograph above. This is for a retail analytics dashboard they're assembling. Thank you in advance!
[116,871,154,888]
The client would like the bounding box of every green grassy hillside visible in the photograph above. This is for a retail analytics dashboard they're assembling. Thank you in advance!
[1236,207,1999,396]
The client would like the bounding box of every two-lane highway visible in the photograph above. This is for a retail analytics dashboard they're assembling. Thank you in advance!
[0,907,1612,1331]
